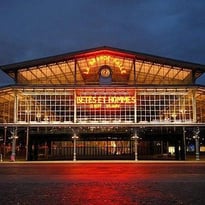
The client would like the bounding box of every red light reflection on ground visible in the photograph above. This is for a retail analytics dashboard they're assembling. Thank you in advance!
[2,163,204,204]
[58,163,173,204]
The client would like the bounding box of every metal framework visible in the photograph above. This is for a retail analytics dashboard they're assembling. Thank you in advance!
[0,46,205,161]
[0,87,205,126]
[2,46,204,86]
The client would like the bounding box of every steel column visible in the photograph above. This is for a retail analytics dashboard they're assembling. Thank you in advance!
[26,127,29,161]
[72,134,79,161]
[10,128,18,162]
[3,126,7,158]
[131,132,138,161]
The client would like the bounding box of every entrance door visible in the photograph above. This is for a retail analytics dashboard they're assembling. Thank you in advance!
[77,140,134,160]
[28,133,135,160]
[46,140,134,160]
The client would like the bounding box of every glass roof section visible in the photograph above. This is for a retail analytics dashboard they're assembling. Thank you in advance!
[0,88,15,123]
[1,47,204,85]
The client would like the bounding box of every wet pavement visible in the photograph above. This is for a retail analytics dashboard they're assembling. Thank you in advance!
[0,161,205,205]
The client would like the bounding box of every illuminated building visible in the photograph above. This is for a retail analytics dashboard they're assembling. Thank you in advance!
[0,46,205,161]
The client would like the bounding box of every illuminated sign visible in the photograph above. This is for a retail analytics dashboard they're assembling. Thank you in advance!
[76,95,135,109]
[77,96,135,104]
[87,55,126,74]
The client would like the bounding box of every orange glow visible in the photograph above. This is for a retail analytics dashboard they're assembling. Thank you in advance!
[75,49,135,59]
[87,55,126,74]
[76,88,135,96]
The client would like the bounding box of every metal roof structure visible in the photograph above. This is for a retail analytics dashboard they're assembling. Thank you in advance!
[1,46,205,86]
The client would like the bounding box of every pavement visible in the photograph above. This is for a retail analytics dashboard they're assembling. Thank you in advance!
[1,161,205,205]
[1,159,205,164]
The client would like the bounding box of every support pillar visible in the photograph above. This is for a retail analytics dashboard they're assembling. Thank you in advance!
[193,127,200,161]
[195,137,200,161]
[3,126,7,158]
[26,127,29,161]
[72,134,79,161]
[10,128,18,162]
[181,127,186,160]
[131,133,138,161]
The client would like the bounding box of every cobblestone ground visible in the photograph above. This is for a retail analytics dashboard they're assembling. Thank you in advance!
[0,162,205,205]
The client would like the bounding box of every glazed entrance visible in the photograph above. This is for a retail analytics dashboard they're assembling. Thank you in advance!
[28,127,182,161]
[28,132,135,161]
[50,140,134,160]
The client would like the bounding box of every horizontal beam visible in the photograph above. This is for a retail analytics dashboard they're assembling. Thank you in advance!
[0,122,205,128]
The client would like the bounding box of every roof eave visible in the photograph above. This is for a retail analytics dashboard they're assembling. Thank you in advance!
[1,46,205,74]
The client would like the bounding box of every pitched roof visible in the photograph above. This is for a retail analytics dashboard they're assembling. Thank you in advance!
[0,46,205,86]
[1,46,205,73]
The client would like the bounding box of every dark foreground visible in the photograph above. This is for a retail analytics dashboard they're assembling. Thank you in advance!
[0,161,205,205]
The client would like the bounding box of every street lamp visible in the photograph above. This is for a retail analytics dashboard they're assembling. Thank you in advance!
[131,133,139,161]
[72,134,79,161]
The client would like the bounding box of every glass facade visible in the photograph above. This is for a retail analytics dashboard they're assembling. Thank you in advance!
[0,46,205,161]
[7,87,197,124]
[0,87,203,124]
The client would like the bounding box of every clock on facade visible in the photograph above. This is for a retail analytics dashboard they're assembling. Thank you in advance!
[99,65,111,78]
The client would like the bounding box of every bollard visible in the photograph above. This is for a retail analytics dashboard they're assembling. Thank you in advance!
[0,154,2,162]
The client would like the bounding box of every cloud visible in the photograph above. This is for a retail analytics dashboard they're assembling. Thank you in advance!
[0,0,205,74]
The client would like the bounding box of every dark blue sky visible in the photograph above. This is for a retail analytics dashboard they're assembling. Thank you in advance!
[0,0,205,85]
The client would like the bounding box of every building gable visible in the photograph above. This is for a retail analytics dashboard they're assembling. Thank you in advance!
[1,46,205,86]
